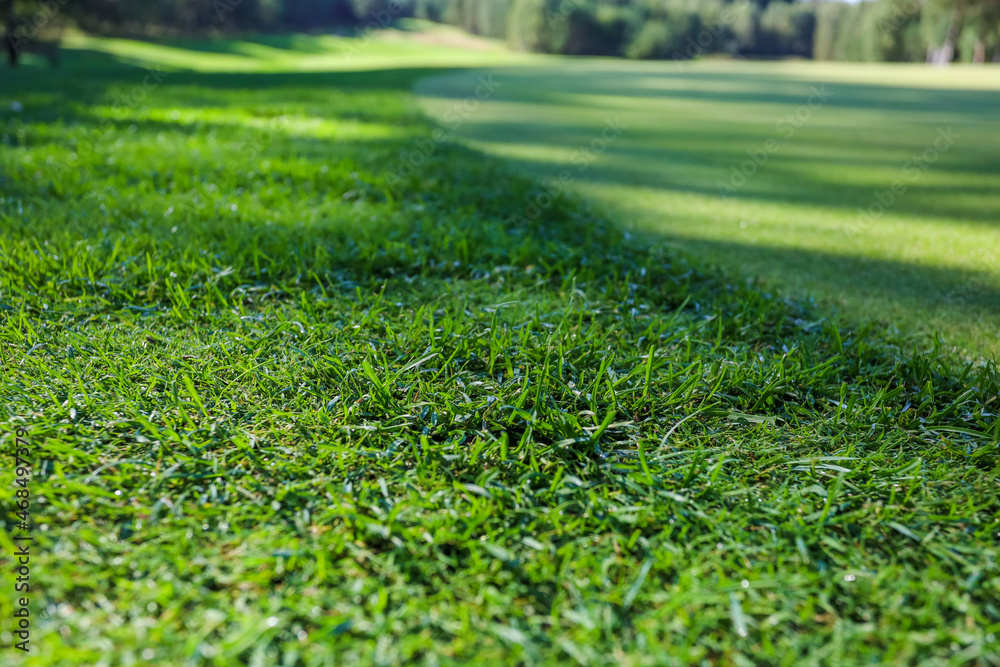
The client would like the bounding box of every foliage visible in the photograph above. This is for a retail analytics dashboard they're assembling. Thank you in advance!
[506,0,562,53]
[3,0,1000,63]
[757,1,815,57]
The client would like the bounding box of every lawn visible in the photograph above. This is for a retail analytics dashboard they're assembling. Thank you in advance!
[0,34,998,666]
[60,20,531,73]
[416,60,1000,360]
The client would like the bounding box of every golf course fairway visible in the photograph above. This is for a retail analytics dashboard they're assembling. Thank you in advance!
[416,60,1000,359]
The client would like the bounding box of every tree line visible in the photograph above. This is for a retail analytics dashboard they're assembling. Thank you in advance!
[3,0,999,66]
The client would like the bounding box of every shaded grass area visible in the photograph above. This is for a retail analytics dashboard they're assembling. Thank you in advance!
[0,47,999,665]
[416,61,1000,359]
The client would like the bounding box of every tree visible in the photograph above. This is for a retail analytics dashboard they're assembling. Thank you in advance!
[3,0,66,66]
[933,0,966,63]
[923,0,1000,63]
[966,0,1000,61]
[4,0,21,65]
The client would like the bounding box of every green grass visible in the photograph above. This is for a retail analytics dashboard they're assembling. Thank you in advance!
[60,21,530,73]
[0,38,999,666]
[416,60,1000,360]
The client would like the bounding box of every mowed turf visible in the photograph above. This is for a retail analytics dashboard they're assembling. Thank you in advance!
[60,20,531,73]
[0,37,999,666]
[416,60,1000,359]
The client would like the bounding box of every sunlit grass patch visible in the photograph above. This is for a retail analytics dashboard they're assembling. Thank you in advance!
[61,22,530,74]
[417,61,1000,359]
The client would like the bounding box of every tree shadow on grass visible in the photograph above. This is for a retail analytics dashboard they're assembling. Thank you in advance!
[422,62,1000,116]
[2,53,602,294]
[4,52,998,356]
[413,64,1000,354]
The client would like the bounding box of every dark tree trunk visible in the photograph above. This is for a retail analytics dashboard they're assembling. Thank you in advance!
[5,0,18,67]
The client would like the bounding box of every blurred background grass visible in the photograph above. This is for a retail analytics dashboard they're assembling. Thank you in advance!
[417,60,1000,359]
